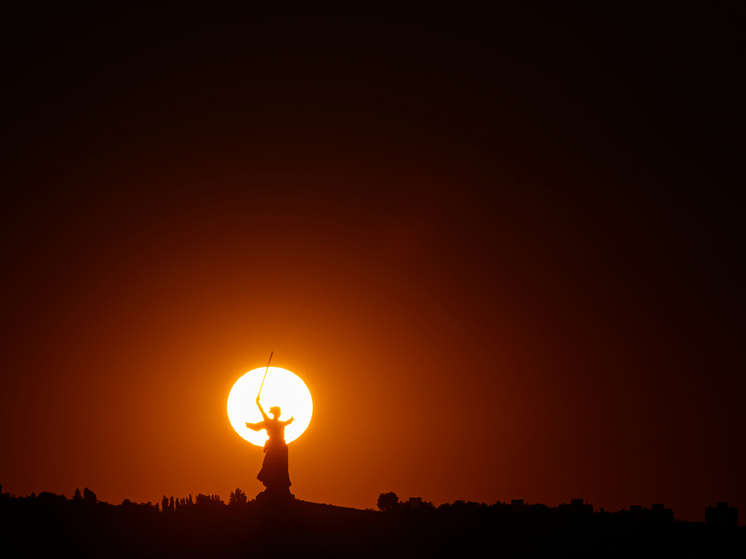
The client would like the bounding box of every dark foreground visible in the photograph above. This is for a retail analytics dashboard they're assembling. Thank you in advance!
[1,494,743,558]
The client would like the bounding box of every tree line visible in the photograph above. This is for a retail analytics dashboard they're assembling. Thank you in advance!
[0,482,250,513]
[0,483,742,557]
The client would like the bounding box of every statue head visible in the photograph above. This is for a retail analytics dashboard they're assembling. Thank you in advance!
[269,406,281,418]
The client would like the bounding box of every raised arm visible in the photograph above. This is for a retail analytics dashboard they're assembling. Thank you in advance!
[256,396,269,421]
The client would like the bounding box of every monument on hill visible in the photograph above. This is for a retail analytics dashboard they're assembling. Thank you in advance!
[228,352,312,503]
[246,395,295,501]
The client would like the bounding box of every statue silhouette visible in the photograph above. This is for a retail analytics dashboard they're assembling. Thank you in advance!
[246,396,295,500]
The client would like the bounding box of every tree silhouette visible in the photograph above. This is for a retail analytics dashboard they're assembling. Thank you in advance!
[83,487,96,505]
[0,487,742,556]
[377,492,399,512]
[402,497,435,511]
[229,488,248,506]
[195,494,224,508]
[73,488,82,501]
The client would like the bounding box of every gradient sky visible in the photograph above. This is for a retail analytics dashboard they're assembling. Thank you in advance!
[2,4,744,523]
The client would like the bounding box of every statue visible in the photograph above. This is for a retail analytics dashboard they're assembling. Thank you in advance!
[246,396,295,500]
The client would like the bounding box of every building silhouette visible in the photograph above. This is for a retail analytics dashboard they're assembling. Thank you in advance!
[510,499,536,514]
[620,503,674,523]
[705,502,738,527]
[557,498,593,515]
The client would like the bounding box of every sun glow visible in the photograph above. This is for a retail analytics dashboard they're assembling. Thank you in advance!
[227,367,313,446]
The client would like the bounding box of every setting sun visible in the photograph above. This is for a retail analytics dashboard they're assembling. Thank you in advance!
[227,367,313,446]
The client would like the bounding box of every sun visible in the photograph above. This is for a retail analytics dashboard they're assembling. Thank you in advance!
[227,367,313,446]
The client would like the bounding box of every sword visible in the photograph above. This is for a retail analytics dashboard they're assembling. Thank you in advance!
[257,351,273,401]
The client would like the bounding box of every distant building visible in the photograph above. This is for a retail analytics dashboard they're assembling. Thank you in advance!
[650,504,674,523]
[557,498,593,515]
[511,499,525,512]
[705,502,738,527]
[622,503,674,523]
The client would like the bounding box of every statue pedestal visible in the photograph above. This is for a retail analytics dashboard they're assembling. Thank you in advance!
[256,488,295,504]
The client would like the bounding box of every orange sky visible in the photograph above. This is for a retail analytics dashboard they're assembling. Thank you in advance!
[2,4,744,523]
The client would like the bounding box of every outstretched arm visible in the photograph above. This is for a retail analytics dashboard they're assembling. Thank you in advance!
[281,416,295,427]
[256,396,269,421]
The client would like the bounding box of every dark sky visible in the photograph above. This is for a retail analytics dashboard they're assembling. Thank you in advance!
[2,3,744,522]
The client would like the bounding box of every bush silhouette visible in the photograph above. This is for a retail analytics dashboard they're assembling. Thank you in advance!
[377,492,399,512]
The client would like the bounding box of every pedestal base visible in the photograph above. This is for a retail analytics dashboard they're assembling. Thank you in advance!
[256,488,295,504]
